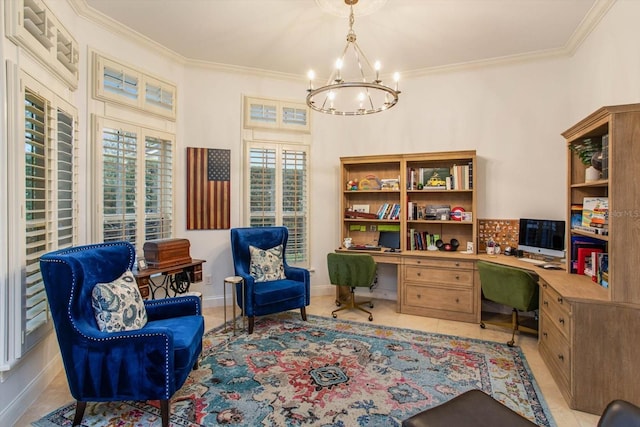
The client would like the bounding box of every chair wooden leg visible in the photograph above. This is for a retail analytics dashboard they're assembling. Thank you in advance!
[301,306,307,321]
[160,399,170,427]
[248,316,255,334]
[72,401,87,426]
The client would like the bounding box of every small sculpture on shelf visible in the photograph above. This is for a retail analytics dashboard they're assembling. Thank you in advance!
[346,179,359,191]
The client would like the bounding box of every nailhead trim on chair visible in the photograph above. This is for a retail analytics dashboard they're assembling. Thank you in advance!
[40,242,173,398]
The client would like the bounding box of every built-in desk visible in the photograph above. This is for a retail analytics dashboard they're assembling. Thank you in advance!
[334,249,637,414]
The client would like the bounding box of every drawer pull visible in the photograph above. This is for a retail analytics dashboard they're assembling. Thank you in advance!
[542,283,548,289]
[559,317,565,325]
[558,354,564,361]
[543,300,549,306]
[543,332,548,338]
[557,296,563,304]
[455,298,459,303]
[455,275,460,280]
[417,294,421,299]
[455,262,460,267]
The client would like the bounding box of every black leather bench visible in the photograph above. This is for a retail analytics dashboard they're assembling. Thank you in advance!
[402,389,537,427]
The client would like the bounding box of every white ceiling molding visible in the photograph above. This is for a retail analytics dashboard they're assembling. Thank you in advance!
[68,0,615,82]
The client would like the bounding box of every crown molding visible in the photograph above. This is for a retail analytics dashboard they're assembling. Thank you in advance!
[67,0,615,82]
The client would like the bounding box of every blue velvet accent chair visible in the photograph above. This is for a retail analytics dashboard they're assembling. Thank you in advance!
[230,226,310,334]
[40,241,204,427]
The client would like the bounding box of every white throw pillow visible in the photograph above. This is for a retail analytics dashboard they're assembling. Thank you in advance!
[91,270,148,333]
[249,244,285,283]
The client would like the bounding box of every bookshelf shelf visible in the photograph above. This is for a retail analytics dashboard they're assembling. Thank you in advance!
[570,229,609,242]
[570,179,608,188]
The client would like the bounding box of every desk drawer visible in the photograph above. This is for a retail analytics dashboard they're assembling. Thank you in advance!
[404,257,474,270]
[540,281,571,339]
[404,283,474,314]
[405,266,474,286]
[539,314,571,387]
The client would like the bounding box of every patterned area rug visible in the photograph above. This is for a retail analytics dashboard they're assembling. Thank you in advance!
[34,313,555,426]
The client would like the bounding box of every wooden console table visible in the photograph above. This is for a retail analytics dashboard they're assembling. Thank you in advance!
[133,259,205,299]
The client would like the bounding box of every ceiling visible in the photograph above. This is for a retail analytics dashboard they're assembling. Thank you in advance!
[77,0,608,79]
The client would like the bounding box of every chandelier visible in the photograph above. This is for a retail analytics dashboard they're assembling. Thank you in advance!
[306,0,400,116]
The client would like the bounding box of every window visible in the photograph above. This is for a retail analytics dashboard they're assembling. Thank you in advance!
[243,96,311,266]
[244,97,310,132]
[95,117,174,246]
[8,73,79,361]
[5,0,79,89]
[93,52,177,119]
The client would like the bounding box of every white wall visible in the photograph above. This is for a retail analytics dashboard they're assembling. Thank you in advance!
[2,0,640,425]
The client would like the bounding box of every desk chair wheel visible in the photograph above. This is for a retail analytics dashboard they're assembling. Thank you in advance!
[480,322,486,329]
[332,313,337,318]
[368,314,373,321]
[335,300,341,307]
[507,339,515,347]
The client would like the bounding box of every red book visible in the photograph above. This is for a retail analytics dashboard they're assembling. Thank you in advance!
[577,247,603,276]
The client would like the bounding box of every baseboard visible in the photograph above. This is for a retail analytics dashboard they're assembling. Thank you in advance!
[0,354,63,427]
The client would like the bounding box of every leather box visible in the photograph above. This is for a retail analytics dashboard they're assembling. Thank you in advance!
[143,238,192,269]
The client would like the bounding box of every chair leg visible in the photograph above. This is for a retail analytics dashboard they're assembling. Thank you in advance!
[160,399,169,427]
[72,401,87,426]
[248,316,255,334]
[508,309,517,347]
[300,306,307,321]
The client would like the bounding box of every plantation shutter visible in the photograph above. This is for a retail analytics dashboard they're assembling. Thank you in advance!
[144,77,175,116]
[281,105,308,129]
[249,147,277,227]
[282,149,308,263]
[246,144,309,265]
[57,109,75,248]
[102,126,138,244]
[103,65,139,101]
[145,136,173,241]
[24,90,50,341]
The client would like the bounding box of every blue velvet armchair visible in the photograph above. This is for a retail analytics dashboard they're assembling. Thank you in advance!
[40,241,204,427]
[230,226,310,333]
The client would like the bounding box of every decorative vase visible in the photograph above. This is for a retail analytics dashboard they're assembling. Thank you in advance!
[585,165,600,182]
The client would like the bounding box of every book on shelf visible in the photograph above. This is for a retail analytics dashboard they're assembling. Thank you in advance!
[582,197,608,230]
[577,247,603,276]
[450,164,472,190]
[570,235,606,273]
[570,205,583,229]
[598,253,609,288]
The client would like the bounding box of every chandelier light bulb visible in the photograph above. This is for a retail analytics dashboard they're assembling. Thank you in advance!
[307,70,315,90]
[374,61,381,82]
[393,72,400,91]
[335,58,343,81]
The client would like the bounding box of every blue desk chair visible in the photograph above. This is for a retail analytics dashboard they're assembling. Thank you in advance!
[40,242,204,427]
[477,260,539,346]
[230,226,310,333]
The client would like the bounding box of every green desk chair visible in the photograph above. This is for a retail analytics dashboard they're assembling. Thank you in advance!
[327,253,377,321]
[477,260,539,346]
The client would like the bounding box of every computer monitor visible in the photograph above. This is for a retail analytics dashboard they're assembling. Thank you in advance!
[379,231,401,249]
[518,218,566,259]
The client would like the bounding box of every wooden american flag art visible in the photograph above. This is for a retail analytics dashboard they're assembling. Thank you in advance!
[186,147,231,230]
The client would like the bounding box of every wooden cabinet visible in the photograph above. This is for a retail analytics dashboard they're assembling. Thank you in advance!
[538,279,572,404]
[339,151,479,323]
[402,256,477,322]
[539,104,640,414]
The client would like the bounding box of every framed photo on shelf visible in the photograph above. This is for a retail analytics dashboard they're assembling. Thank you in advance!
[137,259,148,270]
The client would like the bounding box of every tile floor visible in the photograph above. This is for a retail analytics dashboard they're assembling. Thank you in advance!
[16,295,601,426]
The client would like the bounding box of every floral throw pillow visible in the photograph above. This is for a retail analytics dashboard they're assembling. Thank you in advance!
[249,244,285,283]
[91,270,148,333]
